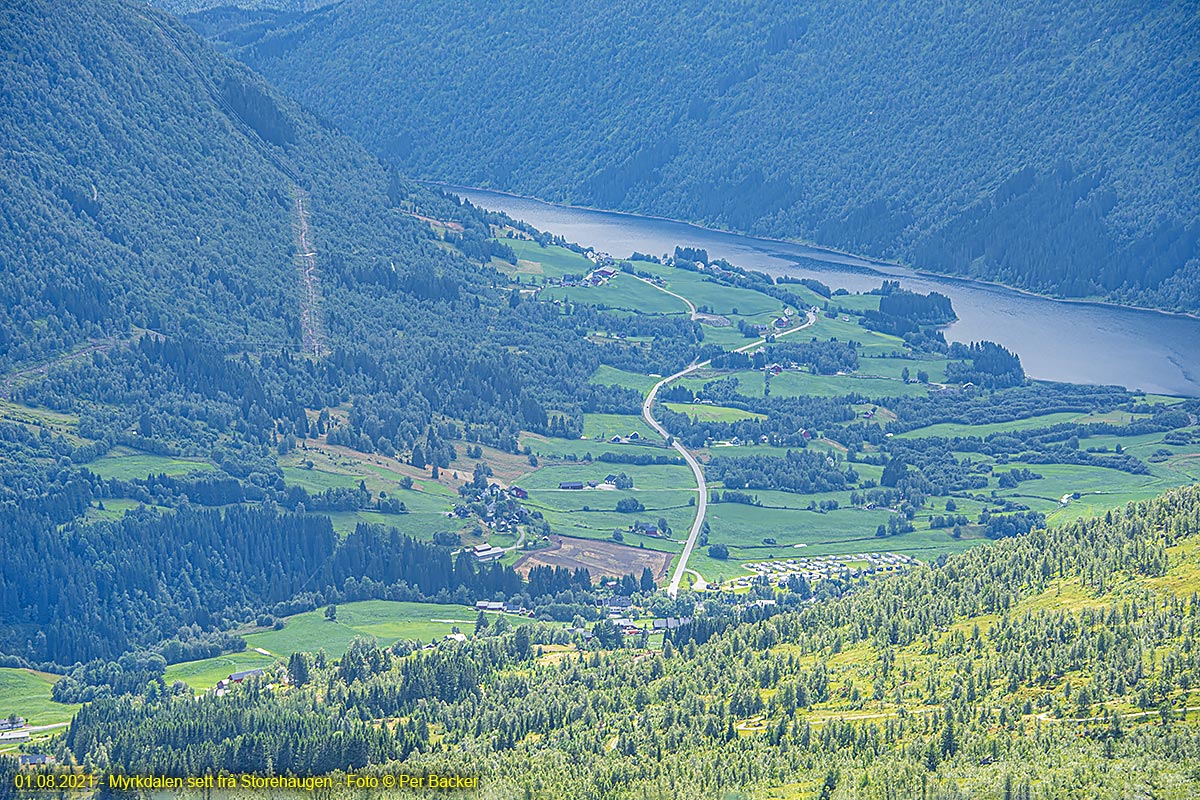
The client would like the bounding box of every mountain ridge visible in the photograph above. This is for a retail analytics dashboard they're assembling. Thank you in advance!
[183,0,1200,314]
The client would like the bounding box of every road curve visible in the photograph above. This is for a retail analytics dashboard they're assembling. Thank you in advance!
[644,309,817,596]
[633,275,698,318]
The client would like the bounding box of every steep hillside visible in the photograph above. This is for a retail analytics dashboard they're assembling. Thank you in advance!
[0,0,303,367]
[191,0,1200,313]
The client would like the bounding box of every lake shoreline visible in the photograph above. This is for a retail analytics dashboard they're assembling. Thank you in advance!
[436,181,1200,324]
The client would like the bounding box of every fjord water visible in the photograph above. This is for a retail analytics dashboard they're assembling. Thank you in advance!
[457,188,1200,397]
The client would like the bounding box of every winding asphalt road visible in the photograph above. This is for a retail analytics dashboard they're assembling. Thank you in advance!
[642,308,818,596]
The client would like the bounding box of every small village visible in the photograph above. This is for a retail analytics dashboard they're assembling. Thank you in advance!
[730,551,918,589]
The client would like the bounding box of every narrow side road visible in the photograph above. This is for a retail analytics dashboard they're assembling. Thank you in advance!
[643,308,818,596]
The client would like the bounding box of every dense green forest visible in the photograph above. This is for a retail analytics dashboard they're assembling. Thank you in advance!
[13,487,1198,798]
[183,0,1200,312]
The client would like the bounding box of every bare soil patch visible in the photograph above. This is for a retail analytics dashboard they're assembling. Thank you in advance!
[515,536,672,581]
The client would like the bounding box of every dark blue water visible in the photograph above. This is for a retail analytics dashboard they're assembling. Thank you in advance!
[457,188,1200,397]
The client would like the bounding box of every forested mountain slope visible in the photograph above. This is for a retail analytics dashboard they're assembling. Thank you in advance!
[0,0,674,664]
[0,0,309,367]
[190,0,1200,313]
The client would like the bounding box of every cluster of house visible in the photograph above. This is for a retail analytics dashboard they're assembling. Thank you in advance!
[733,552,918,589]
[688,261,736,281]
[559,595,691,640]
[0,717,31,748]
[474,599,528,614]
[453,483,528,534]
[558,262,619,288]
[557,471,633,491]
[714,429,810,448]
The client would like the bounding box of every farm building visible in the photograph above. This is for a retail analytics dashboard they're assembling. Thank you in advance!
[229,669,264,683]
[472,544,505,562]
[651,617,692,630]
[559,481,584,490]
[605,596,633,612]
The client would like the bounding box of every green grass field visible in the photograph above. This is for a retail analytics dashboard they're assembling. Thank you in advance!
[0,668,79,727]
[244,601,494,658]
[497,239,594,278]
[83,497,166,523]
[828,293,882,312]
[544,277,690,315]
[85,446,215,480]
[165,601,541,690]
[582,413,658,442]
[663,402,765,422]
[589,364,659,395]
[320,509,453,537]
[280,464,364,492]
[516,462,693,491]
[0,400,84,443]
[807,316,907,354]
[896,410,1152,440]
[163,651,277,691]
[629,261,787,317]
[710,369,930,400]
[855,356,951,382]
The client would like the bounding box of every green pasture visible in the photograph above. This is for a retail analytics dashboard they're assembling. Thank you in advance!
[165,601,539,691]
[321,509,457,538]
[664,402,765,422]
[516,462,693,491]
[520,434,620,460]
[281,464,363,492]
[84,497,164,523]
[544,277,691,315]
[0,668,79,727]
[629,261,786,317]
[856,356,951,382]
[0,400,84,443]
[85,446,215,480]
[589,364,658,395]
[244,601,501,658]
[897,412,1088,440]
[163,651,277,691]
[528,504,692,548]
[498,239,593,278]
[728,369,929,399]
[807,316,907,354]
[828,293,882,313]
[582,413,658,442]
[703,325,764,350]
